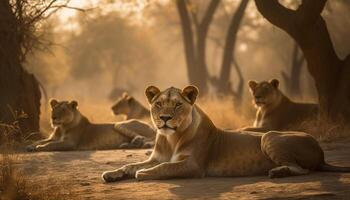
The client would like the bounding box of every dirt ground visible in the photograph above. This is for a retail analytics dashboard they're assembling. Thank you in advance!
[15,140,350,200]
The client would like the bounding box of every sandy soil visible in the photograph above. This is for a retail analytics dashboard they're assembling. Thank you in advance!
[15,140,350,200]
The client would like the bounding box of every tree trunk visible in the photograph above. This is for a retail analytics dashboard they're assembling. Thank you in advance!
[254,0,350,122]
[218,0,249,98]
[0,1,41,137]
[176,0,208,94]
[281,41,305,97]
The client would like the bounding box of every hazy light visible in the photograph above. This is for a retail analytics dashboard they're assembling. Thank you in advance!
[239,43,248,52]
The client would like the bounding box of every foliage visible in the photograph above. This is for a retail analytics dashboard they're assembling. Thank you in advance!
[68,12,157,80]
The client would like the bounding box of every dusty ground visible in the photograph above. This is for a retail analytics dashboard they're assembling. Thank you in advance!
[15,140,350,200]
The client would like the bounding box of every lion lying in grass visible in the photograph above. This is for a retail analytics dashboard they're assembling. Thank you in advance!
[242,79,318,132]
[111,92,149,121]
[102,85,350,182]
[27,99,155,151]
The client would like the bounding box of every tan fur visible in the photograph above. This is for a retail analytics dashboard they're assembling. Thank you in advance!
[27,99,155,151]
[242,79,318,132]
[101,86,343,183]
[111,92,149,121]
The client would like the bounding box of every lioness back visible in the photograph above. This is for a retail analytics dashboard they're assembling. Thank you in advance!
[206,130,275,176]
[244,79,318,132]
[76,123,129,150]
[111,92,150,121]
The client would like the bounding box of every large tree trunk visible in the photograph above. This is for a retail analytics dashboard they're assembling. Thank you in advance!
[254,0,350,122]
[0,1,41,138]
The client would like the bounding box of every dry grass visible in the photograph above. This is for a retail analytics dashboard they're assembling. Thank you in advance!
[0,123,79,200]
[197,96,254,129]
[0,152,79,200]
[298,118,350,142]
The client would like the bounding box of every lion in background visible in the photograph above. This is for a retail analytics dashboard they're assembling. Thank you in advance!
[242,79,318,132]
[102,85,349,183]
[27,99,155,151]
[111,92,150,122]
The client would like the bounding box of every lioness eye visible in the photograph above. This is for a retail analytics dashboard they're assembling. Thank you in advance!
[155,102,162,107]
[175,102,182,108]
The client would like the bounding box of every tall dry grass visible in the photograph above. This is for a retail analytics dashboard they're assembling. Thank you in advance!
[0,122,79,200]
[298,118,350,142]
[197,96,254,129]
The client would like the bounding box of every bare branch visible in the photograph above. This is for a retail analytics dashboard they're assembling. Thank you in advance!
[199,0,220,31]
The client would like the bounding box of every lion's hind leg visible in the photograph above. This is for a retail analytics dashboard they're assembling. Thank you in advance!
[115,120,155,149]
[268,163,309,178]
[261,131,311,178]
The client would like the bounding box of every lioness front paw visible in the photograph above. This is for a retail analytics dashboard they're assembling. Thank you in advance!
[135,169,148,181]
[101,169,126,183]
[119,142,134,149]
[33,145,46,151]
[26,145,37,152]
[142,141,154,149]
[135,169,156,181]
[131,136,146,147]
[269,166,292,178]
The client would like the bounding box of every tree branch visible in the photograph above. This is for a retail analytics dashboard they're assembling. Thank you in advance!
[254,0,296,34]
[199,0,220,31]
[296,0,327,26]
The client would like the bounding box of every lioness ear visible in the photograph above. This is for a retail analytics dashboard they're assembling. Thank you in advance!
[127,96,134,103]
[269,79,279,88]
[50,98,58,108]
[248,80,257,90]
[145,86,160,103]
[182,85,199,105]
[70,100,78,109]
[122,92,129,98]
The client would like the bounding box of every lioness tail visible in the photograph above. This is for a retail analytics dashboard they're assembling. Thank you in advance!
[319,163,350,172]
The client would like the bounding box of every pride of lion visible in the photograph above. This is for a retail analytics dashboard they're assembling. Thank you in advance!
[26,78,350,182]
[101,85,350,182]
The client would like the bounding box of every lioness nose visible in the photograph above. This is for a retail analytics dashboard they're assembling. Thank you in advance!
[160,115,172,122]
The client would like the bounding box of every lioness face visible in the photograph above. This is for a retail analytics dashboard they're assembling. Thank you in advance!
[49,99,78,126]
[111,92,134,116]
[248,79,280,107]
[145,86,198,135]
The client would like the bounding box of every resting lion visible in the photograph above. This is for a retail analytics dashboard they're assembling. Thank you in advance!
[101,85,350,182]
[111,92,149,121]
[27,99,155,151]
[242,79,318,132]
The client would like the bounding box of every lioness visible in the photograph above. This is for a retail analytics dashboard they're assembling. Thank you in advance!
[27,99,155,151]
[102,86,349,182]
[111,92,149,121]
[242,79,318,132]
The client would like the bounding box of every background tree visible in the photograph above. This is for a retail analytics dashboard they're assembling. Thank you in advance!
[280,41,305,98]
[254,0,350,122]
[68,12,158,99]
[176,0,249,99]
[0,0,82,138]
